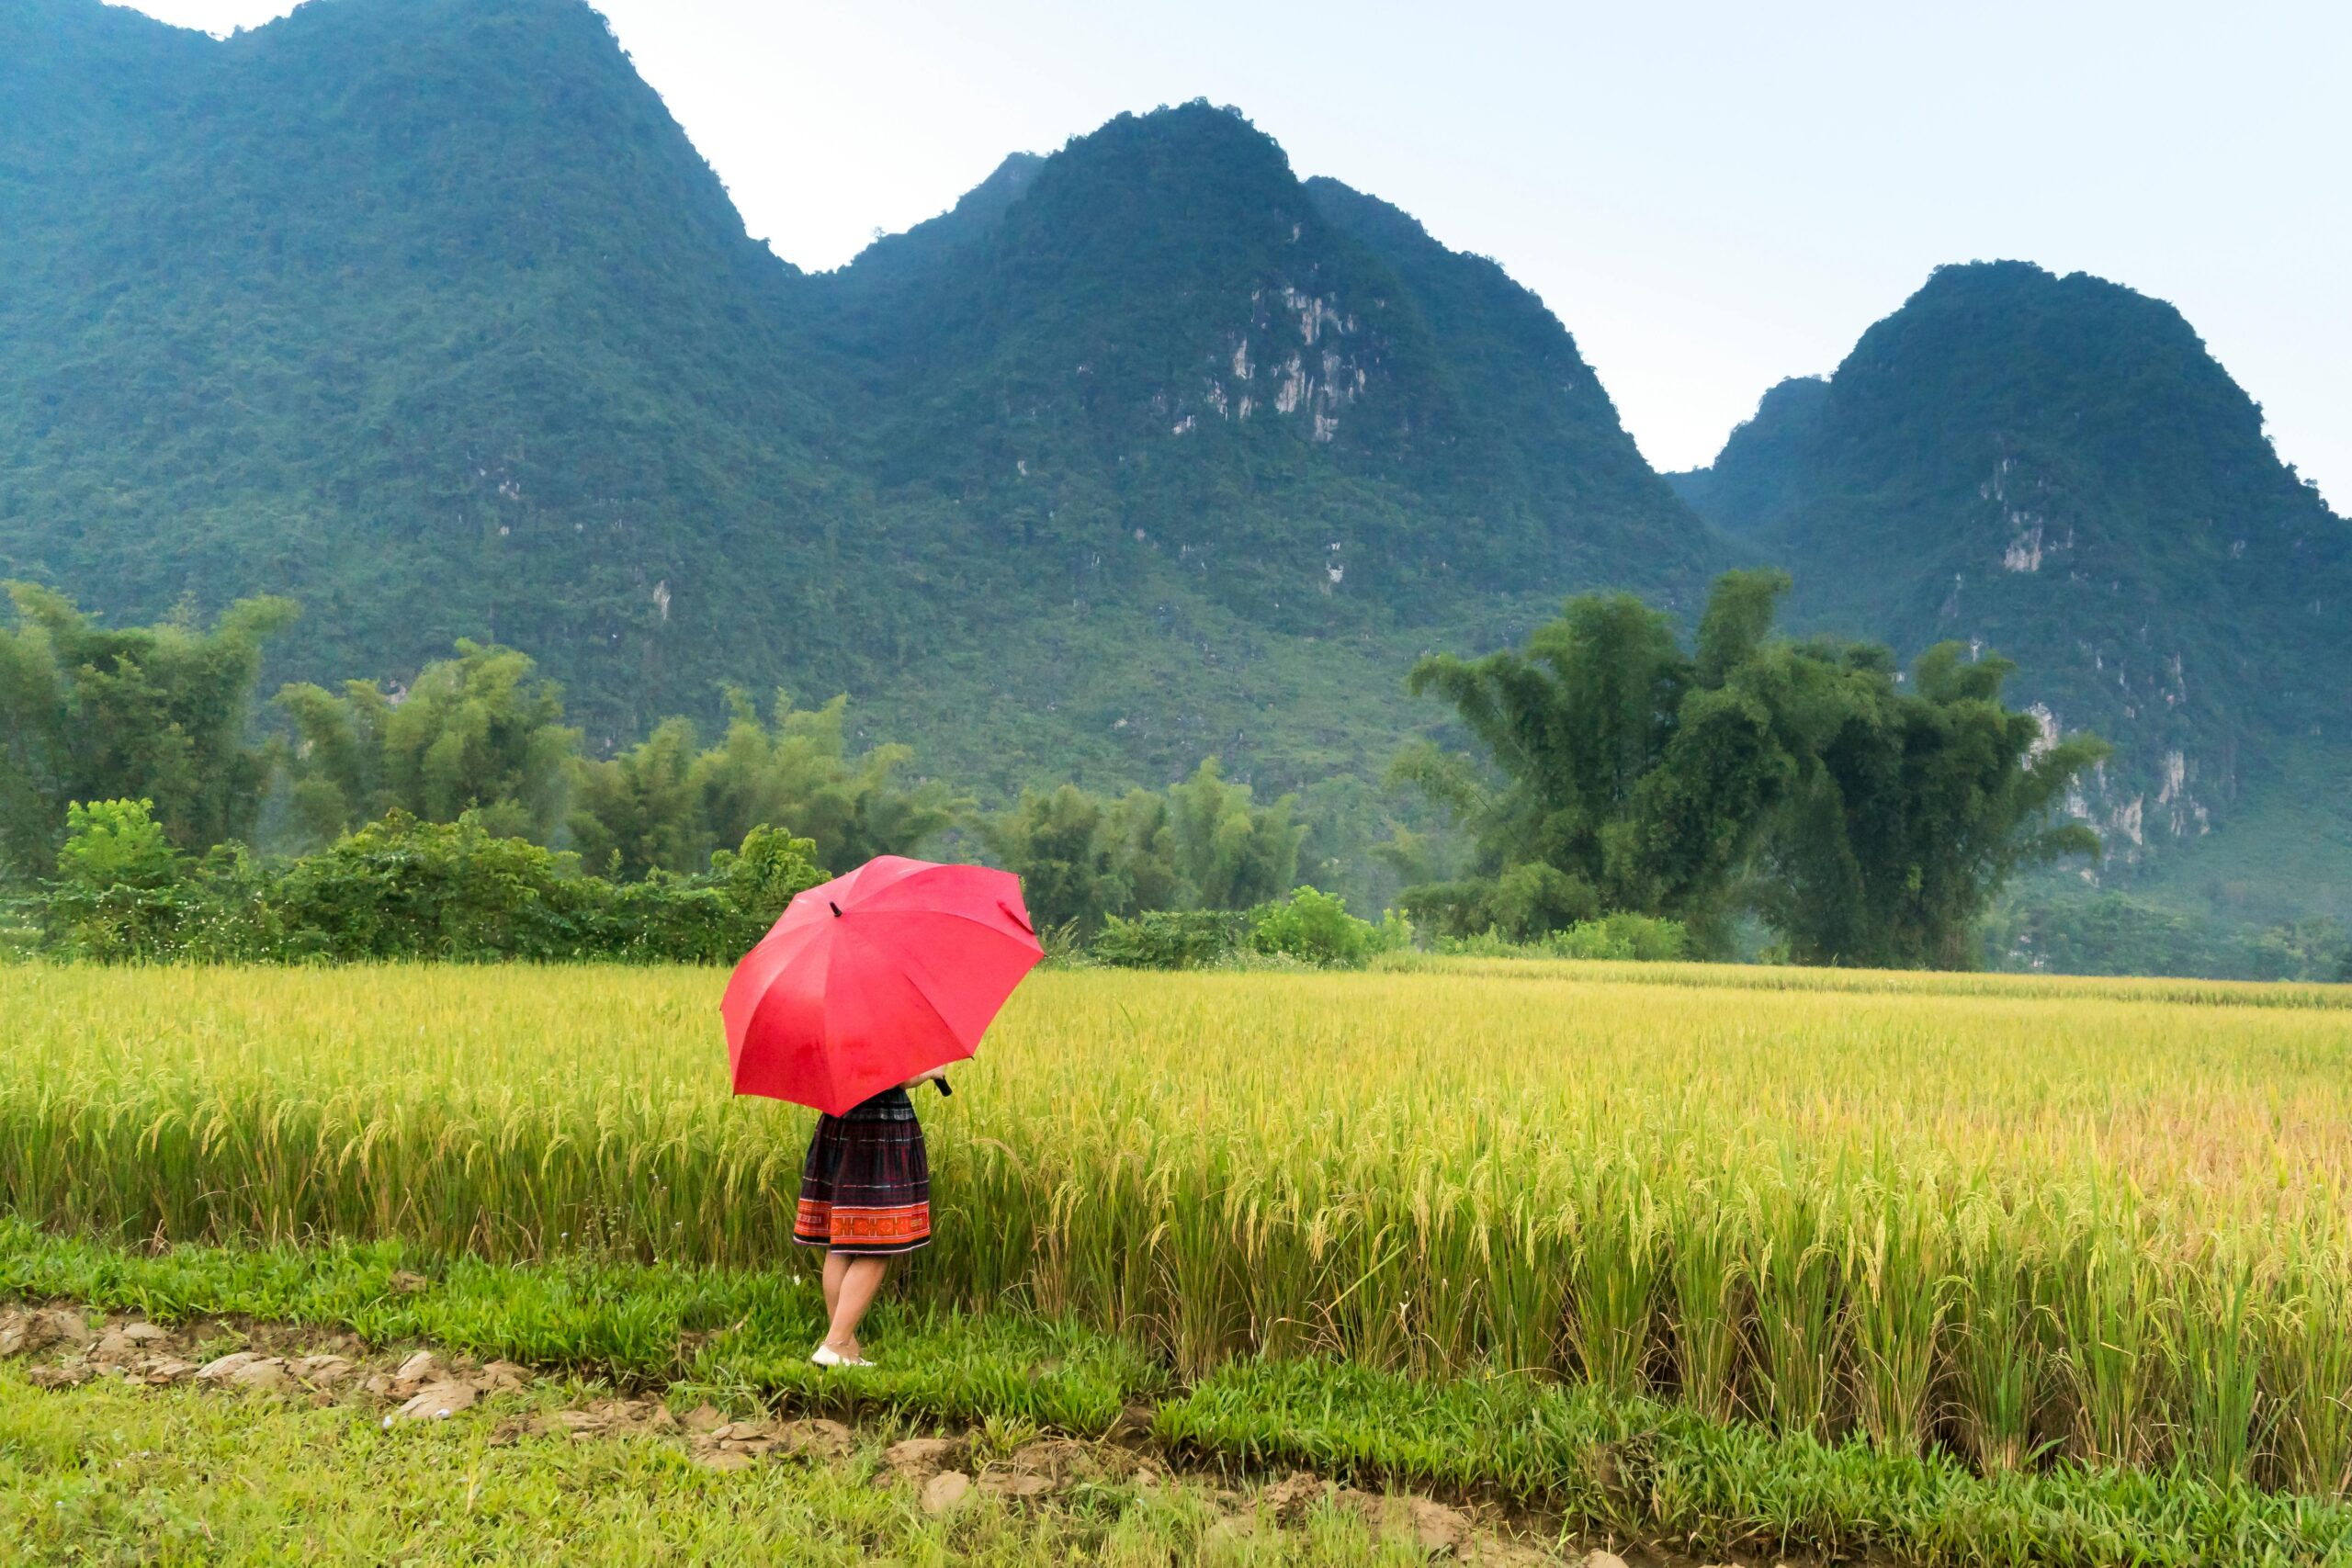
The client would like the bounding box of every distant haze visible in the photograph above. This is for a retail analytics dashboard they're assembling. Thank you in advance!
[113,0,2352,508]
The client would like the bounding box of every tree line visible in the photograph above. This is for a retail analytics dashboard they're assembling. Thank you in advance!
[0,583,1313,949]
[1,571,2107,969]
[1388,570,2109,968]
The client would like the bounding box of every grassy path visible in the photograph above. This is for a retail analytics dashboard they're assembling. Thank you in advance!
[4,1224,2348,1566]
[3,1360,1458,1567]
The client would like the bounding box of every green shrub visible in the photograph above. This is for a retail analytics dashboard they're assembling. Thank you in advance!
[1088,892,1410,970]
[1247,886,1409,968]
[266,811,586,960]
[47,799,196,960]
[1089,909,1247,969]
[1440,912,1690,962]
[0,915,38,962]
[27,808,824,964]
[1556,911,1688,961]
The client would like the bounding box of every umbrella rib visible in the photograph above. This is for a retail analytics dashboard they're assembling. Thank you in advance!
[854,911,1042,1020]
[854,906,1038,949]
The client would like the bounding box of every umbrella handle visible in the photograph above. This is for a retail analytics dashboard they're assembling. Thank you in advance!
[934,1077,954,1098]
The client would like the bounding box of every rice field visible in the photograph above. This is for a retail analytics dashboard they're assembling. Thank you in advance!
[5,960,2351,1498]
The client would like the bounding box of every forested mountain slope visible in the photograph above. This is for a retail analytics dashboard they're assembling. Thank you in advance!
[7,0,2344,945]
[1670,262,2352,922]
[0,0,1716,786]
[0,0,861,754]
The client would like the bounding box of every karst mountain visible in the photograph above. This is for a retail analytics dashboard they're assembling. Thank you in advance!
[1673,261,2352,930]
[5,0,2345,942]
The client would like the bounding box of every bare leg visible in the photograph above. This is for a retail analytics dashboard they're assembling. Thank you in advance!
[820,1256,888,1359]
[821,1250,849,1323]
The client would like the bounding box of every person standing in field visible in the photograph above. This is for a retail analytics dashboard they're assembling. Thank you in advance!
[794,1066,947,1366]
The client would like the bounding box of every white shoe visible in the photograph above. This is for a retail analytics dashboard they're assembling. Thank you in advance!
[810,1344,873,1369]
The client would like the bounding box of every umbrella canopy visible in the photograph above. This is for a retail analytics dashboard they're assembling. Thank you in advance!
[721,856,1043,1115]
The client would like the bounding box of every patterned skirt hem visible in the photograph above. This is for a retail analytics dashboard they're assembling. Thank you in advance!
[793,1197,933,1256]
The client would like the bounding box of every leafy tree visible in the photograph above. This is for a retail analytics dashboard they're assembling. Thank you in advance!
[277,640,579,845]
[689,691,967,874]
[0,584,296,881]
[1100,788,1189,915]
[568,690,966,878]
[1393,584,1719,939]
[978,783,1184,935]
[982,760,1303,932]
[567,716,705,879]
[1758,643,2109,967]
[1399,570,2106,966]
[1167,758,1306,911]
[708,824,831,929]
[978,784,1124,936]
[53,798,184,892]
[45,798,192,960]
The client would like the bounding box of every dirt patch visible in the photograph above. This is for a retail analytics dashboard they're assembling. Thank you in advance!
[0,1305,95,1358]
[882,1434,968,1484]
[519,1400,862,1472]
[984,1435,1160,1500]
[0,1303,538,1417]
[1,1296,1818,1566]
[677,1412,855,1471]
[921,1468,974,1513]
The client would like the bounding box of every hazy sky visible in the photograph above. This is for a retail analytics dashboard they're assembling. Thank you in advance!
[119,0,2350,506]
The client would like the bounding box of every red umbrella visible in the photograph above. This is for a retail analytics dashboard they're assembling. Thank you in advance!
[721,856,1043,1115]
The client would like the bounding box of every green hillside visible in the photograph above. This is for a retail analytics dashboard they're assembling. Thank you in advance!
[6,0,2346,964]
[1669,261,2352,931]
[0,0,1717,793]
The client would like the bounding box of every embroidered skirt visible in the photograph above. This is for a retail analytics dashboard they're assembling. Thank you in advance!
[793,1103,932,1256]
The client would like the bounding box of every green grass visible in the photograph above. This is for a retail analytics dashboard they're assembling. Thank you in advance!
[0,1219,1159,1435]
[9,1223,2352,1566]
[1162,1359,2352,1567]
[0,1361,1435,1568]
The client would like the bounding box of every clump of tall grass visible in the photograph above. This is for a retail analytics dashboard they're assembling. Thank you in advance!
[2,962,2349,1497]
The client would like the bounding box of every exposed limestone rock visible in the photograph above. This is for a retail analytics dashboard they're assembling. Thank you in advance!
[132,1356,198,1385]
[195,1351,267,1383]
